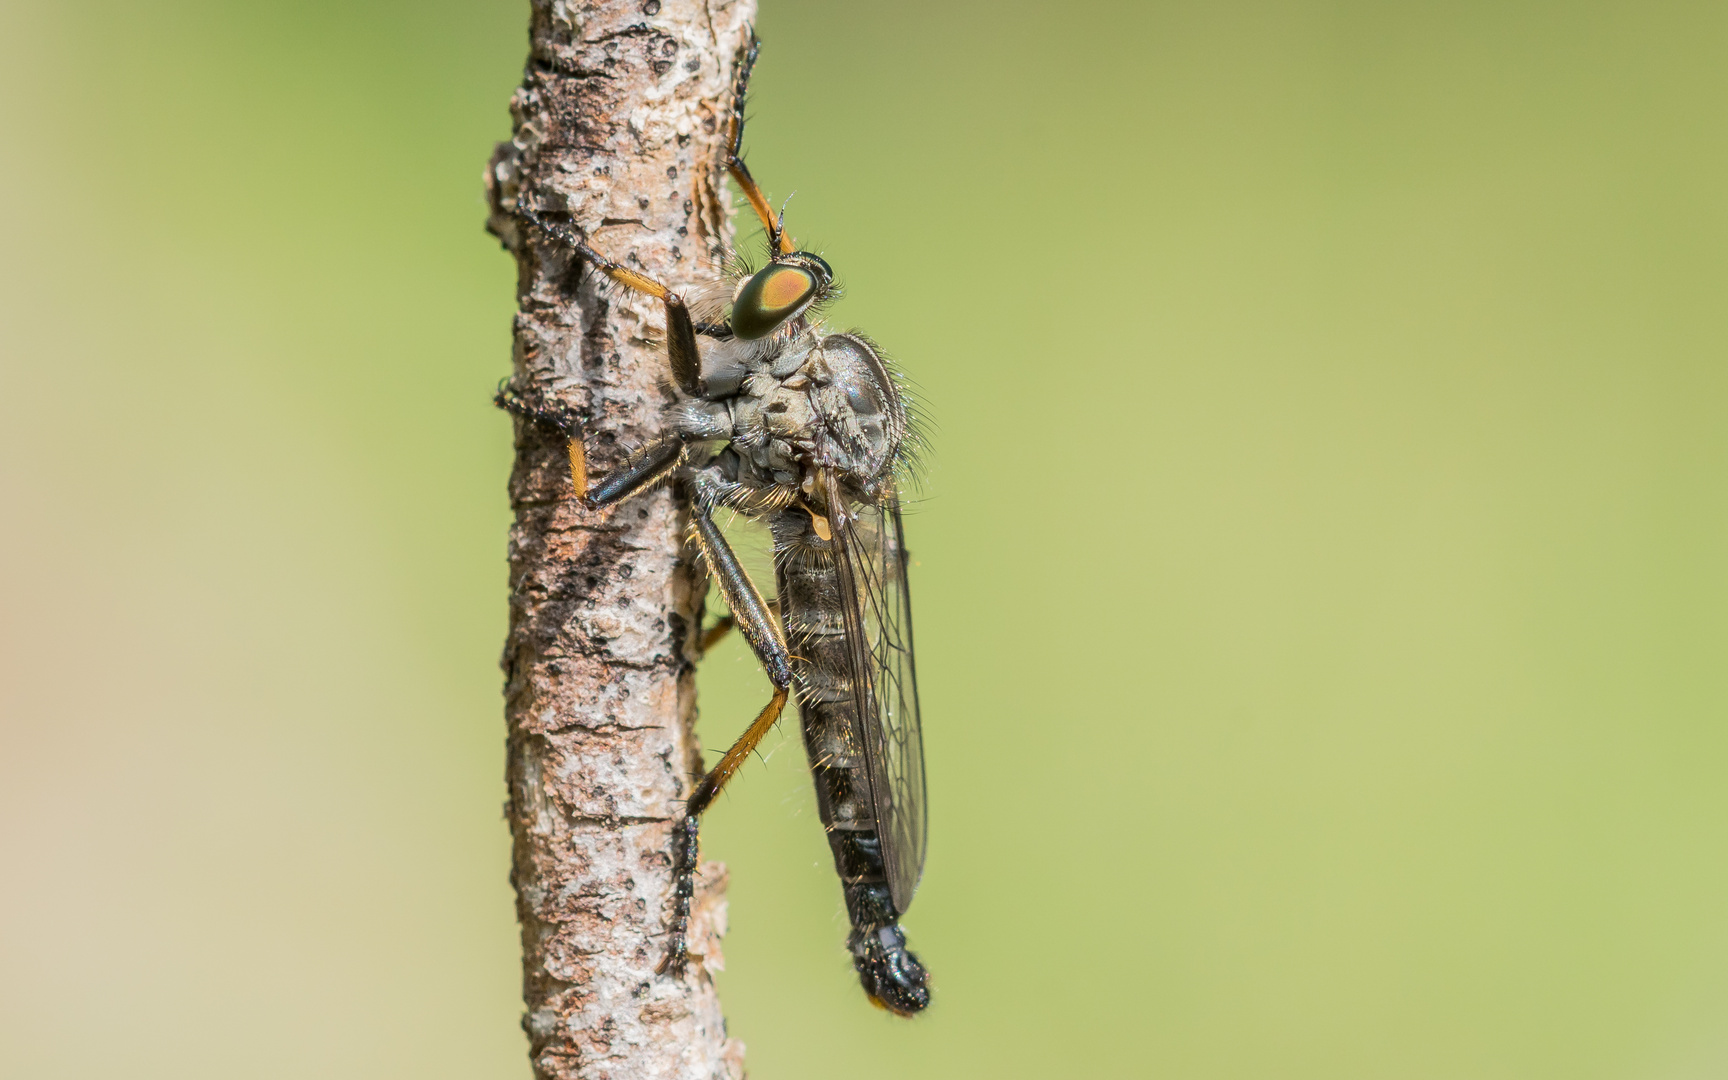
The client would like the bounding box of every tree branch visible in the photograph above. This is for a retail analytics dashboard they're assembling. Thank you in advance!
[484,3,755,1077]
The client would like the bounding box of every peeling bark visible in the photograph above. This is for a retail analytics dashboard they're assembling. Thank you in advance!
[483,3,756,1077]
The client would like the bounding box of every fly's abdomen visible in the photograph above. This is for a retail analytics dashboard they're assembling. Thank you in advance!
[774,509,931,1014]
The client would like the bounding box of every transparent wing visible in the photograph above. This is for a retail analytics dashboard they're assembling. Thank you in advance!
[824,473,927,915]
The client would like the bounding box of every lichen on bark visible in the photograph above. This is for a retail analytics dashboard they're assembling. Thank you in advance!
[483,3,757,1077]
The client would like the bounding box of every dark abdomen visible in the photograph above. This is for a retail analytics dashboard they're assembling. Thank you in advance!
[772,508,930,1015]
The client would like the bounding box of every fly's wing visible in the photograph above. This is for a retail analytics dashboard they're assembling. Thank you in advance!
[824,471,927,915]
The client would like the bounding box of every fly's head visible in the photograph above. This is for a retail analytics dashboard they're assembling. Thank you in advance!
[800,332,908,502]
[728,252,835,341]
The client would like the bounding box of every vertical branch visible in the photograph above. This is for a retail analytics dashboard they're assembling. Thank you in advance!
[484,3,755,1078]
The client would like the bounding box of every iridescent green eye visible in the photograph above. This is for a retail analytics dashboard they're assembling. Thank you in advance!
[731,264,818,340]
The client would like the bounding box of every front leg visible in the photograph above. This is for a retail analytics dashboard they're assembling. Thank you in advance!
[496,384,687,507]
[515,206,705,397]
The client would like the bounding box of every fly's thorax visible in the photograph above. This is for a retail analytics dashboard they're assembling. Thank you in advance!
[724,343,822,486]
[671,399,733,441]
[706,330,906,498]
[695,330,789,398]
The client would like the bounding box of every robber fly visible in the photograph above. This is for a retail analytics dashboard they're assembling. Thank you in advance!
[497,34,930,1015]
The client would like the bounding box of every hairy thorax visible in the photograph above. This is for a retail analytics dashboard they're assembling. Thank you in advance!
[680,323,906,509]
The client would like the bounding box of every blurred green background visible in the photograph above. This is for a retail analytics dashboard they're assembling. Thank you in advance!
[4,1,1727,1076]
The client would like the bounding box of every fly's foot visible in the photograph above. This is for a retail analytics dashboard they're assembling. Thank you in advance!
[494,381,583,440]
[656,814,700,976]
[655,939,689,977]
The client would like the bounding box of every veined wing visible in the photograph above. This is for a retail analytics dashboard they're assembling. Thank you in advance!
[824,471,927,915]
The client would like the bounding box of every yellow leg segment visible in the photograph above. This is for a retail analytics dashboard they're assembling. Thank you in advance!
[566,439,588,499]
[688,686,789,815]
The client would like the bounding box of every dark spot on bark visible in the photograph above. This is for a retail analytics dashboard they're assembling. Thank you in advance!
[661,38,678,58]
[677,226,687,237]
[652,60,672,76]
[684,57,700,73]
[642,0,659,11]
[637,195,650,209]
[637,508,649,520]
[702,115,716,133]
[682,198,693,213]
[619,564,634,578]
[665,164,678,180]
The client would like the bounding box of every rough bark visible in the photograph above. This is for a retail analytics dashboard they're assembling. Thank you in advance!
[483,3,755,1078]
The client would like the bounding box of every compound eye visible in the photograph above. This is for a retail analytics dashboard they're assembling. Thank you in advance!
[731,264,818,340]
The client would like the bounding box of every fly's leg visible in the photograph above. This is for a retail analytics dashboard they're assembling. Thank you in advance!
[724,31,795,257]
[495,384,688,506]
[516,206,704,396]
[493,384,593,496]
[582,437,687,508]
[698,615,736,655]
[659,483,794,975]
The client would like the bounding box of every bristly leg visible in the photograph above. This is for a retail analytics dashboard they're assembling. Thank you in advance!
[495,382,590,499]
[495,381,582,440]
[723,31,794,257]
[513,204,706,397]
[657,815,701,975]
[658,686,788,974]
[656,489,795,976]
